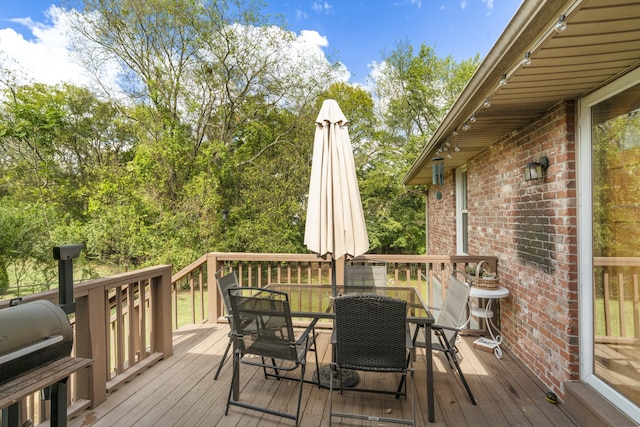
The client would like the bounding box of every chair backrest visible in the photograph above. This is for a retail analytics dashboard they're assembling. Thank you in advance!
[344,260,387,289]
[228,288,297,361]
[216,271,238,319]
[334,294,407,371]
[436,273,471,346]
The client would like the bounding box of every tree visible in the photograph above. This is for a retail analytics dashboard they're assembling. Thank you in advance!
[359,42,480,253]
[373,40,480,143]
[0,83,135,218]
[0,203,52,292]
[67,0,343,261]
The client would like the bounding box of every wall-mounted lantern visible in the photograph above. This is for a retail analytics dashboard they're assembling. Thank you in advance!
[432,157,444,186]
[524,156,549,181]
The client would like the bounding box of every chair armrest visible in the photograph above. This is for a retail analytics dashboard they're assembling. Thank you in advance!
[295,317,319,345]
[432,323,461,333]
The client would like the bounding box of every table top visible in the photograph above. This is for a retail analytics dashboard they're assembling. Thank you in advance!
[265,283,434,324]
[469,285,509,299]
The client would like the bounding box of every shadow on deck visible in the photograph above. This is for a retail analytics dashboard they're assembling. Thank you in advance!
[70,323,578,426]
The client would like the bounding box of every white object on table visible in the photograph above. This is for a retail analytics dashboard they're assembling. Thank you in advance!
[469,286,509,359]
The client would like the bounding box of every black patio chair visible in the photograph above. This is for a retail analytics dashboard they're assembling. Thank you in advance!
[225,287,319,426]
[344,257,387,290]
[407,270,477,405]
[213,270,238,380]
[329,294,415,426]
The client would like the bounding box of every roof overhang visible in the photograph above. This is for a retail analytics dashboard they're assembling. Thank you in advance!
[404,0,640,186]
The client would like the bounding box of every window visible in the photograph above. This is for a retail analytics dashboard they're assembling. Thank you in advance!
[456,167,468,255]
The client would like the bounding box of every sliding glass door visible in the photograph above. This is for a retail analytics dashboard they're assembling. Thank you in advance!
[580,68,640,422]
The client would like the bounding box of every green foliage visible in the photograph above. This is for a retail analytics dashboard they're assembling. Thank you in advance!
[0,202,55,291]
[0,1,479,290]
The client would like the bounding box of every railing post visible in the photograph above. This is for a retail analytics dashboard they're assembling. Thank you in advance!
[75,287,108,407]
[150,267,173,358]
[206,253,221,324]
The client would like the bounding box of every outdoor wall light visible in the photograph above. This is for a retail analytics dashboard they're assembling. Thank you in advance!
[524,156,549,181]
[432,157,444,186]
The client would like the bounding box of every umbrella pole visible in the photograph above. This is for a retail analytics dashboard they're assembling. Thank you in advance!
[331,258,337,297]
[312,255,359,389]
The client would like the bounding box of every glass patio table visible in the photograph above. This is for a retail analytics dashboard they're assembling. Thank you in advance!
[265,283,436,423]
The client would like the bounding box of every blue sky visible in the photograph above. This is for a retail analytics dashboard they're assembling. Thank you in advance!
[263,0,522,83]
[0,0,523,86]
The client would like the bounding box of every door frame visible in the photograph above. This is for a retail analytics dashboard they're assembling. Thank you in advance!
[578,66,640,422]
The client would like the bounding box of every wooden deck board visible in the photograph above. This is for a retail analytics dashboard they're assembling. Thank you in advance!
[69,324,578,427]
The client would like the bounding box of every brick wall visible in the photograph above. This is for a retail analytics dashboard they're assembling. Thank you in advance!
[427,101,579,397]
[427,175,457,255]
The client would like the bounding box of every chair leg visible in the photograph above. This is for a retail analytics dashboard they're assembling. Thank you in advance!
[294,363,306,427]
[226,350,240,415]
[311,329,320,388]
[449,349,477,405]
[397,324,422,395]
[214,337,232,380]
[329,364,334,427]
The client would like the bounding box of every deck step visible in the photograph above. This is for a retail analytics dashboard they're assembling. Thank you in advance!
[563,381,637,427]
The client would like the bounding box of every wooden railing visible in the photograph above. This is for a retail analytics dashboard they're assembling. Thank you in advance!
[0,253,499,425]
[5,252,640,425]
[594,257,640,342]
[171,252,499,329]
[0,265,172,426]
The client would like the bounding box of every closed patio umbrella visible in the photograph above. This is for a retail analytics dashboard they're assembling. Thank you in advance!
[304,99,369,294]
[305,99,368,389]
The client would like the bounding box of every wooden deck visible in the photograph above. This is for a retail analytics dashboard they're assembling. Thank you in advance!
[70,323,578,427]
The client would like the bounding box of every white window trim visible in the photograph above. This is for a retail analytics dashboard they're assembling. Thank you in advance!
[578,66,640,423]
[456,166,468,255]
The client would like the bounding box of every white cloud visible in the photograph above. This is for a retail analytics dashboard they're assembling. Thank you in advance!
[460,1,467,10]
[292,29,349,82]
[312,2,332,13]
[0,6,349,101]
[0,6,92,87]
[483,0,494,12]
[392,0,422,7]
[298,29,329,49]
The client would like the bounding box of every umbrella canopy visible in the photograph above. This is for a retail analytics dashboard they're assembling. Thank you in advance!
[304,99,369,262]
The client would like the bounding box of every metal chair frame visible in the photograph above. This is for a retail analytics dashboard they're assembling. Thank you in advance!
[213,270,238,380]
[225,287,319,427]
[407,271,477,405]
[344,257,388,289]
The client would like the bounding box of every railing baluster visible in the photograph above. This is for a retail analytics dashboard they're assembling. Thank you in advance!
[199,267,204,322]
[604,271,611,336]
[128,283,137,365]
[190,271,195,325]
[140,279,147,360]
[634,272,639,339]
[619,271,626,336]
